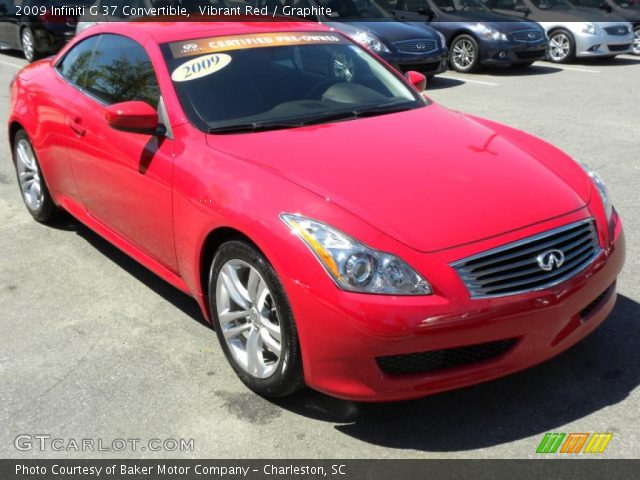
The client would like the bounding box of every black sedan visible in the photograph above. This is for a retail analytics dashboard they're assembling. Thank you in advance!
[570,0,640,54]
[0,0,90,62]
[384,0,548,72]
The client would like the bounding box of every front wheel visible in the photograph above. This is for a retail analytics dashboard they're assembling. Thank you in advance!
[450,35,480,73]
[633,26,640,56]
[548,29,575,63]
[209,240,304,398]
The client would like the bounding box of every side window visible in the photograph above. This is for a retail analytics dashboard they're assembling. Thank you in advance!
[56,35,100,87]
[83,34,160,107]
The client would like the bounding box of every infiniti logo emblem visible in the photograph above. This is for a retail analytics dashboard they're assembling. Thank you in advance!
[416,43,427,50]
[528,32,537,39]
[536,249,565,272]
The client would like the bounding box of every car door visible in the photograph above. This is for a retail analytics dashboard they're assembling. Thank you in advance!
[64,33,178,271]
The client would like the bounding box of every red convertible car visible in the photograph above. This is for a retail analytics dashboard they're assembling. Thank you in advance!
[8,21,624,401]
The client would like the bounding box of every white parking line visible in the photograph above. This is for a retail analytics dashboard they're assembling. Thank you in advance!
[439,75,500,87]
[0,58,22,69]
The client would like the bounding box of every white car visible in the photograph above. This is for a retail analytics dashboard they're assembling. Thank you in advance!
[484,0,635,62]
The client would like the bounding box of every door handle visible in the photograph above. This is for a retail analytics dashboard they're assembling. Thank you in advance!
[69,117,86,137]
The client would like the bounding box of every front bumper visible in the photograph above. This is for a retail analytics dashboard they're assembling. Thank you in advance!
[574,31,634,57]
[286,211,624,401]
[386,49,449,76]
[479,39,548,66]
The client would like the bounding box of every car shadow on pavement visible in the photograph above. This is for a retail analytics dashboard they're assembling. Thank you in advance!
[275,294,640,452]
[484,64,562,77]
[426,76,465,90]
[48,211,210,329]
[574,57,640,67]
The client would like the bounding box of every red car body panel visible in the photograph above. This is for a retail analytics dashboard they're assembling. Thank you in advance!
[7,22,625,401]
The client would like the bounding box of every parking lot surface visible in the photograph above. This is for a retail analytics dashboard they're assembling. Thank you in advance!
[1,50,639,459]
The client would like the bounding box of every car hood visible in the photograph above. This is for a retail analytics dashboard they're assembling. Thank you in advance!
[327,21,439,42]
[432,11,538,27]
[205,104,590,252]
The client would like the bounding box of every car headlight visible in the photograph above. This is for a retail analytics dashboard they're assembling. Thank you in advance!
[281,214,432,295]
[580,164,612,222]
[351,31,391,54]
[476,23,507,41]
[582,23,601,36]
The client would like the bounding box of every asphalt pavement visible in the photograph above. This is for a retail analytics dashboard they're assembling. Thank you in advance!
[1,49,639,459]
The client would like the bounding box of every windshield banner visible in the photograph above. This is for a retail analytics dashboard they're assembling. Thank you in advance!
[170,32,347,58]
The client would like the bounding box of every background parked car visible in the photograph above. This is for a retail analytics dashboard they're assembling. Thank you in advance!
[254,0,449,77]
[383,0,548,72]
[0,0,91,62]
[570,0,640,54]
[483,0,635,62]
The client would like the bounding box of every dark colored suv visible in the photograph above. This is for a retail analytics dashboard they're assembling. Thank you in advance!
[0,0,92,62]
[384,0,548,72]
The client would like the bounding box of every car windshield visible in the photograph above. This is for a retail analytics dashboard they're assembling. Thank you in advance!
[530,0,574,9]
[161,32,424,133]
[432,0,491,13]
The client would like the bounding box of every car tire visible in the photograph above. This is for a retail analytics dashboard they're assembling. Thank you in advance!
[548,29,576,63]
[12,130,56,222]
[450,34,480,73]
[208,240,305,398]
[20,27,40,63]
[634,26,640,56]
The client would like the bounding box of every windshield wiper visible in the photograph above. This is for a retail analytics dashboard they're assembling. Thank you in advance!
[207,102,417,133]
[208,121,302,134]
[300,102,417,126]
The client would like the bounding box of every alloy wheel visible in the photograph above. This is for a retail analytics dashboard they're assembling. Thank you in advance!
[215,259,282,379]
[21,29,34,62]
[451,39,476,71]
[15,138,43,212]
[549,33,571,62]
[633,28,640,56]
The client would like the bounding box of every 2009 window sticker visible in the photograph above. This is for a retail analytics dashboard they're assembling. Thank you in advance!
[169,32,346,58]
[171,54,232,82]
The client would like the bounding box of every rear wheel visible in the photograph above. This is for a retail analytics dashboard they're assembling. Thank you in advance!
[548,29,575,63]
[450,35,480,73]
[20,28,40,63]
[209,240,304,398]
[12,130,56,222]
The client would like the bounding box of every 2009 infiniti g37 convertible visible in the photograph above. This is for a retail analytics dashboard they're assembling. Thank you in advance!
[8,21,624,401]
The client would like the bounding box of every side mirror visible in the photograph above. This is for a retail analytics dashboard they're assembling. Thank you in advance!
[405,70,427,91]
[105,101,163,135]
[599,3,613,12]
[514,5,531,14]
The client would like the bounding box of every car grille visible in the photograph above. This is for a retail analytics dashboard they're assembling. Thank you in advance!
[604,25,630,36]
[451,219,601,298]
[376,339,517,375]
[608,44,632,52]
[512,30,544,42]
[515,49,547,60]
[580,285,613,319]
[395,39,437,54]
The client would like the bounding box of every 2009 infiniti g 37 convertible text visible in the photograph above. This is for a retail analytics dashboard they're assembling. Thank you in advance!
[8,21,624,401]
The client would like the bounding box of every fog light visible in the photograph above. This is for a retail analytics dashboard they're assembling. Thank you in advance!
[499,51,507,59]
[588,44,600,51]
